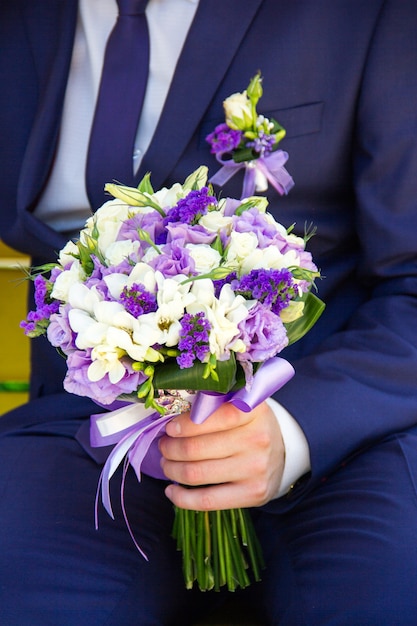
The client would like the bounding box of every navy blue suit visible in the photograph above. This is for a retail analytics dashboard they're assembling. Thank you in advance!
[1,1,417,624]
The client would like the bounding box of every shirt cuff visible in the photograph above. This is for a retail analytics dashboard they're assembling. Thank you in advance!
[266,397,311,499]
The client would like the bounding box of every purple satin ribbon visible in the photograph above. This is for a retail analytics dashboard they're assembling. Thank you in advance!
[91,356,295,558]
[209,150,295,199]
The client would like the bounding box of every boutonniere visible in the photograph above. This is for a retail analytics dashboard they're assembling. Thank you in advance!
[206,72,294,198]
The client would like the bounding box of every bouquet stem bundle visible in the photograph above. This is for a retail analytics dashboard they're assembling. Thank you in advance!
[173,506,264,591]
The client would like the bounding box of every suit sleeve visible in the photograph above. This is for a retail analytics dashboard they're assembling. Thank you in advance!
[267,0,417,509]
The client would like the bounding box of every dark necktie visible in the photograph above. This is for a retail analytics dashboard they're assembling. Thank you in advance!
[86,0,149,210]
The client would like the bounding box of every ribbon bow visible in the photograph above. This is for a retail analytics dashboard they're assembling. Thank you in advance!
[209,150,295,199]
[90,356,295,557]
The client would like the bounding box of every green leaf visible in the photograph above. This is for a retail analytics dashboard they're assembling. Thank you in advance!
[285,292,325,346]
[153,355,237,393]
[137,172,154,195]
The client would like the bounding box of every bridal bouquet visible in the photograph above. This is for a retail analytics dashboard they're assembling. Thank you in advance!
[22,165,323,591]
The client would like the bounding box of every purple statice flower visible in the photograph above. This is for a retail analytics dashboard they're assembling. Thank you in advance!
[232,268,296,315]
[237,302,288,362]
[164,187,216,226]
[213,272,237,298]
[20,274,60,337]
[177,312,211,368]
[206,123,243,155]
[246,130,276,157]
[119,282,157,318]
[64,349,146,405]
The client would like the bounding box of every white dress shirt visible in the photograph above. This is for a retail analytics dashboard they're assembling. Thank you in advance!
[35,0,310,498]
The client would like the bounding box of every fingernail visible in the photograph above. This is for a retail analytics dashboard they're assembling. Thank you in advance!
[165,485,174,500]
[167,419,181,436]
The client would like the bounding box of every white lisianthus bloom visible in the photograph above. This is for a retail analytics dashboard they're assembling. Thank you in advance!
[51,260,85,302]
[223,91,253,130]
[83,198,135,254]
[199,211,233,234]
[104,262,156,300]
[188,282,250,359]
[285,232,306,249]
[240,245,301,275]
[103,239,141,267]
[141,246,160,265]
[225,231,259,269]
[186,243,222,274]
[57,240,79,267]
[280,301,305,323]
[240,196,269,213]
[149,182,187,209]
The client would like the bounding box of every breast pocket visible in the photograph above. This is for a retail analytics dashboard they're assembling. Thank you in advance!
[199,100,324,146]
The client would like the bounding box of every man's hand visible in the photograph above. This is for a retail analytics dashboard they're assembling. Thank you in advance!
[159,401,285,511]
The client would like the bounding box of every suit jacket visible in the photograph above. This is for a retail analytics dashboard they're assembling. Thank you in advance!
[1,0,417,511]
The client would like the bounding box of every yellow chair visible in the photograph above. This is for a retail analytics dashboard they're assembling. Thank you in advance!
[0,240,30,414]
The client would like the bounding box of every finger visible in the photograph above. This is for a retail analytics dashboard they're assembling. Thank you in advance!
[159,428,241,462]
[165,480,272,511]
[165,401,256,438]
[161,452,253,487]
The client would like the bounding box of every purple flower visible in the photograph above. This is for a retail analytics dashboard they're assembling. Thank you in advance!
[64,349,145,405]
[246,130,276,157]
[206,123,243,155]
[119,283,157,318]
[118,212,166,247]
[177,312,211,368]
[46,305,76,354]
[164,187,216,226]
[237,303,288,362]
[232,268,296,314]
[149,241,196,277]
[213,272,237,298]
[166,223,216,246]
[20,275,60,337]
[232,208,278,248]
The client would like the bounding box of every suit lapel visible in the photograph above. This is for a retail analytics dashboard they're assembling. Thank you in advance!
[137,0,264,188]
[17,0,78,215]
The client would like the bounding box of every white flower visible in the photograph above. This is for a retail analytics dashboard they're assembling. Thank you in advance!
[188,281,250,359]
[240,196,269,213]
[225,231,259,269]
[199,210,233,234]
[240,245,300,275]
[186,243,222,274]
[223,91,253,130]
[51,260,85,302]
[150,182,187,209]
[103,239,141,267]
[67,282,103,315]
[68,297,160,363]
[88,345,126,384]
[104,262,156,300]
[83,198,135,254]
[133,273,196,348]
[57,240,79,267]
